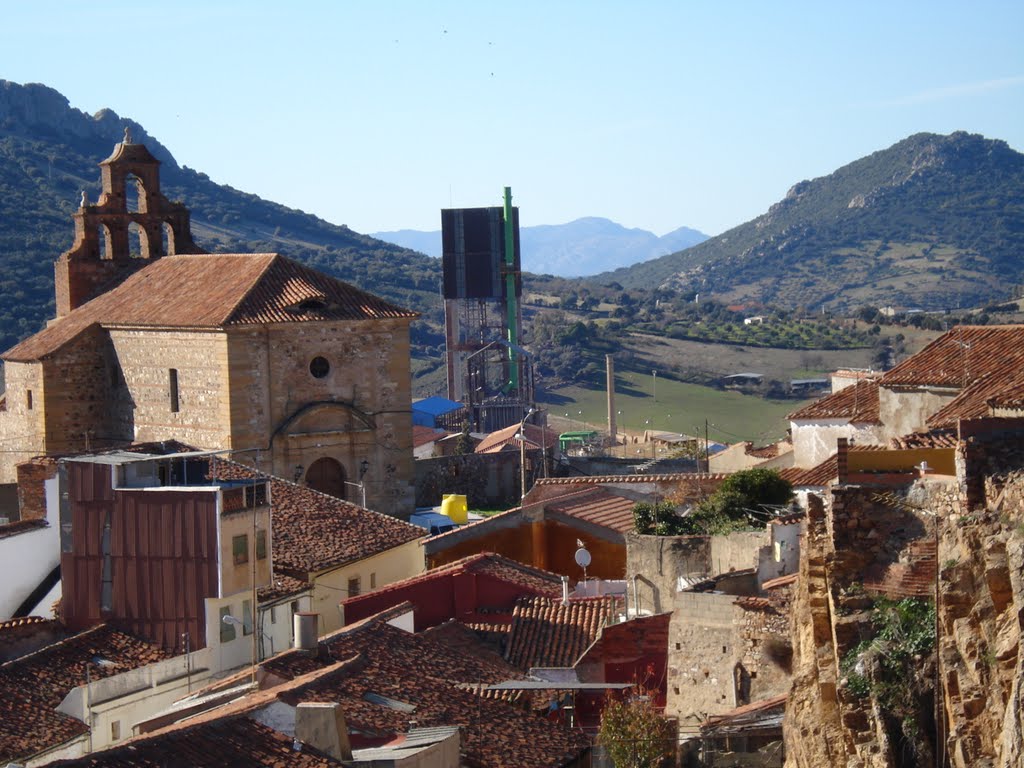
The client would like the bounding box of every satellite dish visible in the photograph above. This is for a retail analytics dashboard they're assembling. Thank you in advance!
[574,547,592,568]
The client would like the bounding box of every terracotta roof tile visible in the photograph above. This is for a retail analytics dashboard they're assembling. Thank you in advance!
[46,715,343,767]
[0,519,48,540]
[0,624,171,763]
[257,573,310,603]
[475,423,560,454]
[927,368,1024,428]
[544,488,637,535]
[4,254,415,362]
[210,461,423,574]
[534,473,733,487]
[890,429,959,449]
[263,613,590,768]
[505,596,615,670]
[761,573,798,590]
[780,456,838,488]
[788,380,881,424]
[412,425,447,448]
[879,325,1024,389]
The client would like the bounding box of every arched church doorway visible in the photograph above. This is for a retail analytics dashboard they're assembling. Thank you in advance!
[305,457,348,500]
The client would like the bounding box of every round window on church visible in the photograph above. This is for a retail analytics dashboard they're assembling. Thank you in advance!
[309,356,330,379]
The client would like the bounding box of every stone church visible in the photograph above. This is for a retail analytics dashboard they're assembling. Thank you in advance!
[0,134,416,515]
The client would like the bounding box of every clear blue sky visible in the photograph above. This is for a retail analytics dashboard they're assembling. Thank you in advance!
[4,1,1023,237]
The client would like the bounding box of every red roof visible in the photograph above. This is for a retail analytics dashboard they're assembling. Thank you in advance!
[504,596,615,670]
[879,325,1024,389]
[45,716,344,768]
[788,380,881,424]
[544,487,637,536]
[4,253,416,362]
[780,456,838,488]
[412,425,447,448]
[890,429,959,449]
[475,422,560,454]
[262,612,591,768]
[0,624,171,763]
[927,368,1024,428]
[211,461,423,575]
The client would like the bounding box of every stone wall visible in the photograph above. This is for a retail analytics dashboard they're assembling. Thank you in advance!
[415,451,520,509]
[0,360,46,483]
[626,531,769,614]
[877,386,957,442]
[791,418,883,469]
[667,591,742,725]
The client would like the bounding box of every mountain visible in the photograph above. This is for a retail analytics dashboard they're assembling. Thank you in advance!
[0,80,445,358]
[372,217,708,277]
[604,132,1024,312]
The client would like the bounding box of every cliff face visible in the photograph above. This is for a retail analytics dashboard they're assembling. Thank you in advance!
[784,435,1024,768]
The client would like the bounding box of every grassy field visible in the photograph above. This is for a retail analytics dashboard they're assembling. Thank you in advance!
[540,374,810,445]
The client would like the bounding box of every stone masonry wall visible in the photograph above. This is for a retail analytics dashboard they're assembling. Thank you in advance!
[108,328,231,449]
[667,591,742,726]
[0,360,47,483]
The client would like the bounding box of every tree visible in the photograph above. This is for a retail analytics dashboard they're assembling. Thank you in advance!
[453,420,472,456]
[598,691,674,768]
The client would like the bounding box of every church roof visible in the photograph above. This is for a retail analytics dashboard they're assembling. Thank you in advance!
[4,253,416,362]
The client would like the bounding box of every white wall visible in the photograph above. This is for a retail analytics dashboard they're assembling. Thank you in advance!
[0,476,60,619]
[757,520,802,584]
[791,419,883,468]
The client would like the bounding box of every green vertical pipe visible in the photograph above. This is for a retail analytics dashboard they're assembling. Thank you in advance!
[503,186,519,390]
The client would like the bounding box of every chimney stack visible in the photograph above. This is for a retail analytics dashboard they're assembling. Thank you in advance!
[295,702,353,761]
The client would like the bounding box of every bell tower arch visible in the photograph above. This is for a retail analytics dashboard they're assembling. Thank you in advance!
[54,127,204,317]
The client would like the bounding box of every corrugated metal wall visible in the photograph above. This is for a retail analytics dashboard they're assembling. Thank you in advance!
[61,462,219,652]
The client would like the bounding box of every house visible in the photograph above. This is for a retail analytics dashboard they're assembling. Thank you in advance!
[141,605,593,768]
[0,622,201,765]
[0,136,417,515]
[708,439,794,474]
[790,326,1024,468]
[412,425,448,459]
[339,552,562,631]
[0,463,60,619]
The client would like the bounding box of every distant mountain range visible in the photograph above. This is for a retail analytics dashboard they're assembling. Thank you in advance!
[372,219,708,277]
[2,77,1022,392]
[603,132,1024,312]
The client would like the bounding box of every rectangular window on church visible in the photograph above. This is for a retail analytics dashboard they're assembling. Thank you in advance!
[169,369,179,412]
[26,389,32,410]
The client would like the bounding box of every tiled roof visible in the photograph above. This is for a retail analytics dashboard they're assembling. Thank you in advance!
[788,380,881,424]
[45,715,344,767]
[544,488,637,535]
[505,596,615,670]
[0,624,171,763]
[879,325,1024,389]
[780,456,837,488]
[348,552,562,604]
[746,441,791,459]
[257,573,310,604]
[891,429,959,449]
[412,424,447,448]
[475,422,560,454]
[0,617,66,662]
[534,473,733,486]
[927,368,1024,428]
[4,253,416,362]
[210,461,423,575]
[702,693,787,729]
[263,612,590,768]
[0,519,47,540]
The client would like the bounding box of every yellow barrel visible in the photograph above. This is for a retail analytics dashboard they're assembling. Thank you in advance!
[441,493,468,524]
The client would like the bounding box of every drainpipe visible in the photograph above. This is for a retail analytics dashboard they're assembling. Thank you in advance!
[561,575,570,606]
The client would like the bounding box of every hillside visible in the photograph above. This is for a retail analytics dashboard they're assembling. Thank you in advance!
[373,217,708,277]
[604,132,1024,312]
[0,80,445,357]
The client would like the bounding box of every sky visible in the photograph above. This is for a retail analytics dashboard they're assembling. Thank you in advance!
[3,1,1023,238]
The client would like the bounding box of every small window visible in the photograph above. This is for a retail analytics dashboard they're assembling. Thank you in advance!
[309,356,330,379]
[256,530,267,560]
[169,369,179,412]
[232,534,248,565]
[270,605,277,625]
[219,606,236,643]
[111,721,121,741]
[26,389,32,410]
[242,600,253,636]
[370,572,377,590]
[347,577,361,597]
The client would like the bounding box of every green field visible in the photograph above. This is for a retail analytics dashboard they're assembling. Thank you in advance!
[540,374,810,445]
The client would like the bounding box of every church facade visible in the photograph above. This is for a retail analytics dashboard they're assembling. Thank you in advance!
[0,135,416,515]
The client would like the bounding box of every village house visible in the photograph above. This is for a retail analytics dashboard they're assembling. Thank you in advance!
[0,135,417,516]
